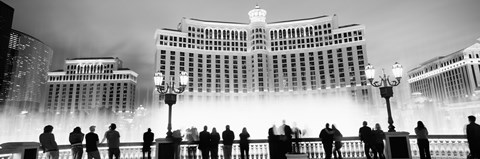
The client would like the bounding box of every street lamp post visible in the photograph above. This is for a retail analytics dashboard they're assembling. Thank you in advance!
[154,71,188,138]
[365,62,403,132]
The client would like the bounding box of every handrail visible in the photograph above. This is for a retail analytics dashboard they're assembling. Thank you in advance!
[47,134,468,148]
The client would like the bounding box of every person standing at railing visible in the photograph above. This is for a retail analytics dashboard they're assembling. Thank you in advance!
[414,121,431,159]
[69,127,85,159]
[278,120,293,156]
[143,128,154,159]
[291,122,302,154]
[199,126,211,159]
[85,125,101,159]
[172,129,184,159]
[239,127,251,159]
[332,124,343,159]
[210,127,220,159]
[372,123,385,159]
[222,125,235,159]
[186,127,199,159]
[466,115,480,159]
[100,123,121,159]
[39,125,59,159]
[268,124,280,159]
[320,123,334,159]
[359,121,374,159]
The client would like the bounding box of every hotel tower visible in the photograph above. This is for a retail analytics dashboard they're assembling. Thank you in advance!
[154,6,374,106]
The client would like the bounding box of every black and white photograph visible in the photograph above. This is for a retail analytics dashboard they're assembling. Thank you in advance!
[1,0,480,159]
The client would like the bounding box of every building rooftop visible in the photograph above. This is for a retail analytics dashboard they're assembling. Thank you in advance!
[188,18,247,25]
[339,24,360,28]
[67,57,116,60]
[162,28,182,32]
[269,15,329,24]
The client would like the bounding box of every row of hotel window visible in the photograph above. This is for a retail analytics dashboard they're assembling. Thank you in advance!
[65,64,115,74]
[186,22,332,40]
[159,46,364,67]
[409,55,465,78]
[158,35,362,52]
[48,74,136,81]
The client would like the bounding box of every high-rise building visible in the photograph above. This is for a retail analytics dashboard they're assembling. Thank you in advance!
[46,57,138,113]
[154,6,374,105]
[3,30,53,113]
[408,39,480,104]
[0,1,14,109]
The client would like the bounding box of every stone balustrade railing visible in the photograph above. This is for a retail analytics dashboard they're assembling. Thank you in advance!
[0,135,468,159]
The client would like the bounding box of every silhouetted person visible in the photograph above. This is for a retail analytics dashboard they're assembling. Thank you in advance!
[210,128,220,159]
[199,126,211,159]
[279,120,293,157]
[186,127,199,159]
[40,125,59,159]
[69,127,85,159]
[100,123,121,159]
[332,125,343,159]
[292,123,302,153]
[239,127,251,159]
[359,121,374,159]
[415,121,431,159]
[222,125,235,159]
[172,129,183,159]
[143,128,154,159]
[85,126,100,159]
[268,124,280,159]
[467,115,480,159]
[372,123,385,159]
[320,123,334,159]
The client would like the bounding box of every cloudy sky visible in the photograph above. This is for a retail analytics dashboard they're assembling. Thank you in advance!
[4,0,480,104]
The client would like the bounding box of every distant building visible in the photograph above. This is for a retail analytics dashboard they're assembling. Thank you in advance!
[46,57,138,113]
[154,5,374,106]
[0,1,14,109]
[408,39,480,104]
[3,30,53,113]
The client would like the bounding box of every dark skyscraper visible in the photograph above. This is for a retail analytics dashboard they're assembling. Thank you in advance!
[0,1,14,109]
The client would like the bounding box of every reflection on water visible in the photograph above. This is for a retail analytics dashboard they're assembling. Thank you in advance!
[0,93,477,144]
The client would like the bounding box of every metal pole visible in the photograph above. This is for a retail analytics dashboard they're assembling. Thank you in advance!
[166,103,173,138]
[385,96,395,132]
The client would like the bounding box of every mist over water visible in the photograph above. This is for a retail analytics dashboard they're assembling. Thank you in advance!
[0,93,476,145]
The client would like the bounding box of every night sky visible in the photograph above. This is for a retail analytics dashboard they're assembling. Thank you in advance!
[4,0,480,105]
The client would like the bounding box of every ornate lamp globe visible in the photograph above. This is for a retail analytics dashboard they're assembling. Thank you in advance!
[392,62,403,80]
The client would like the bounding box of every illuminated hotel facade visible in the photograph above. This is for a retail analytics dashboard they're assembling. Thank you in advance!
[408,40,480,104]
[46,57,138,113]
[4,29,53,113]
[154,6,374,105]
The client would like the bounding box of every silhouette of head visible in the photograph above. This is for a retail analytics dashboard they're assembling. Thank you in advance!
[204,125,208,131]
[226,125,230,130]
[89,125,96,132]
[148,128,152,132]
[417,121,425,129]
[469,115,476,123]
[110,123,117,130]
[363,121,368,126]
[212,127,217,133]
[375,123,381,130]
[242,127,247,133]
[325,123,330,129]
[73,127,81,133]
[44,125,53,133]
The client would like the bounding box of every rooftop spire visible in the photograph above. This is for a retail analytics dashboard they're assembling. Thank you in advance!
[248,5,267,23]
